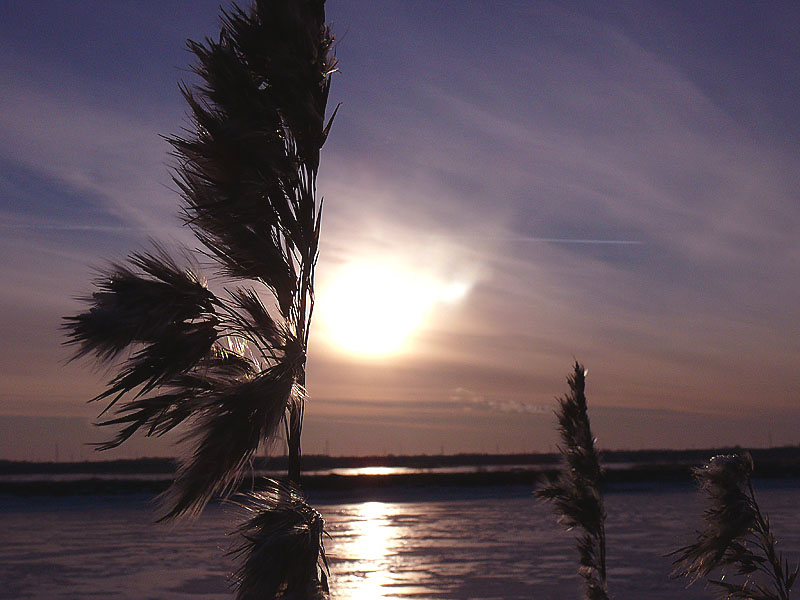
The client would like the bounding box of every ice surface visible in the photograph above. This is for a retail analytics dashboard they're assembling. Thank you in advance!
[2,482,799,599]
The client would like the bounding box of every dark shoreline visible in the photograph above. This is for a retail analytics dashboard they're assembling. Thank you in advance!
[3,446,800,497]
[4,445,800,476]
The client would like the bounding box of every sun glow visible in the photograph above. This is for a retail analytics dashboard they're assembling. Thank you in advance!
[317,260,468,358]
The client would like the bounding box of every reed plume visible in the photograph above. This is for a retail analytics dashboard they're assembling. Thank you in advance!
[231,480,329,600]
[672,453,798,599]
[64,0,334,517]
[64,1,336,597]
[537,362,610,600]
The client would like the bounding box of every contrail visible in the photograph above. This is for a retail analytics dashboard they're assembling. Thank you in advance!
[411,232,644,245]
[496,236,644,245]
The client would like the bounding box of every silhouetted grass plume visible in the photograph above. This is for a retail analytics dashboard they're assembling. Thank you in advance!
[537,362,610,600]
[672,453,798,599]
[64,0,336,597]
[64,0,334,516]
[231,480,329,600]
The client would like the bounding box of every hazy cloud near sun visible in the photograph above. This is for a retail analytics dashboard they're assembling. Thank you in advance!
[311,2,799,423]
[320,5,800,318]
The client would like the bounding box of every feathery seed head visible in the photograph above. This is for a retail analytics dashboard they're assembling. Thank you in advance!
[537,362,610,600]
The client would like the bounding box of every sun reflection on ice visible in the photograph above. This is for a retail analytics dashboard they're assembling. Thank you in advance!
[333,501,399,599]
[354,502,393,561]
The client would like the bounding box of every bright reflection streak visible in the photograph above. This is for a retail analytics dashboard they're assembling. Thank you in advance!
[336,466,400,477]
[354,502,392,562]
[333,501,397,599]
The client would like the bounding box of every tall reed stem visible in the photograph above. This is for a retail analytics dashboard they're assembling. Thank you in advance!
[537,362,610,600]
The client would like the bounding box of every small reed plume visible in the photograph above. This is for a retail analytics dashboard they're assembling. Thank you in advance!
[672,453,798,599]
[230,480,329,600]
[537,362,610,600]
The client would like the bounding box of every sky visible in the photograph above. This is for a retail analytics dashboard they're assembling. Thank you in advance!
[1,1,798,461]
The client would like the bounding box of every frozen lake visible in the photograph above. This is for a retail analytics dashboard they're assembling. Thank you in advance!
[2,481,799,599]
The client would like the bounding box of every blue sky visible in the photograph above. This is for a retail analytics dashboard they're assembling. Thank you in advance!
[1,1,798,460]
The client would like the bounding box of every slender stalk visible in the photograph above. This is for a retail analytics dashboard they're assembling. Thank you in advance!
[748,481,794,600]
[287,368,305,484]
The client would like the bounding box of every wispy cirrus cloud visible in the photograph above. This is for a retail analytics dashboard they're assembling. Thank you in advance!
[313,1,800,426]
[0,51,190,238]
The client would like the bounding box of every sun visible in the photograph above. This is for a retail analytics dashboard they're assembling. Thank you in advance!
[317,261,467,358]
